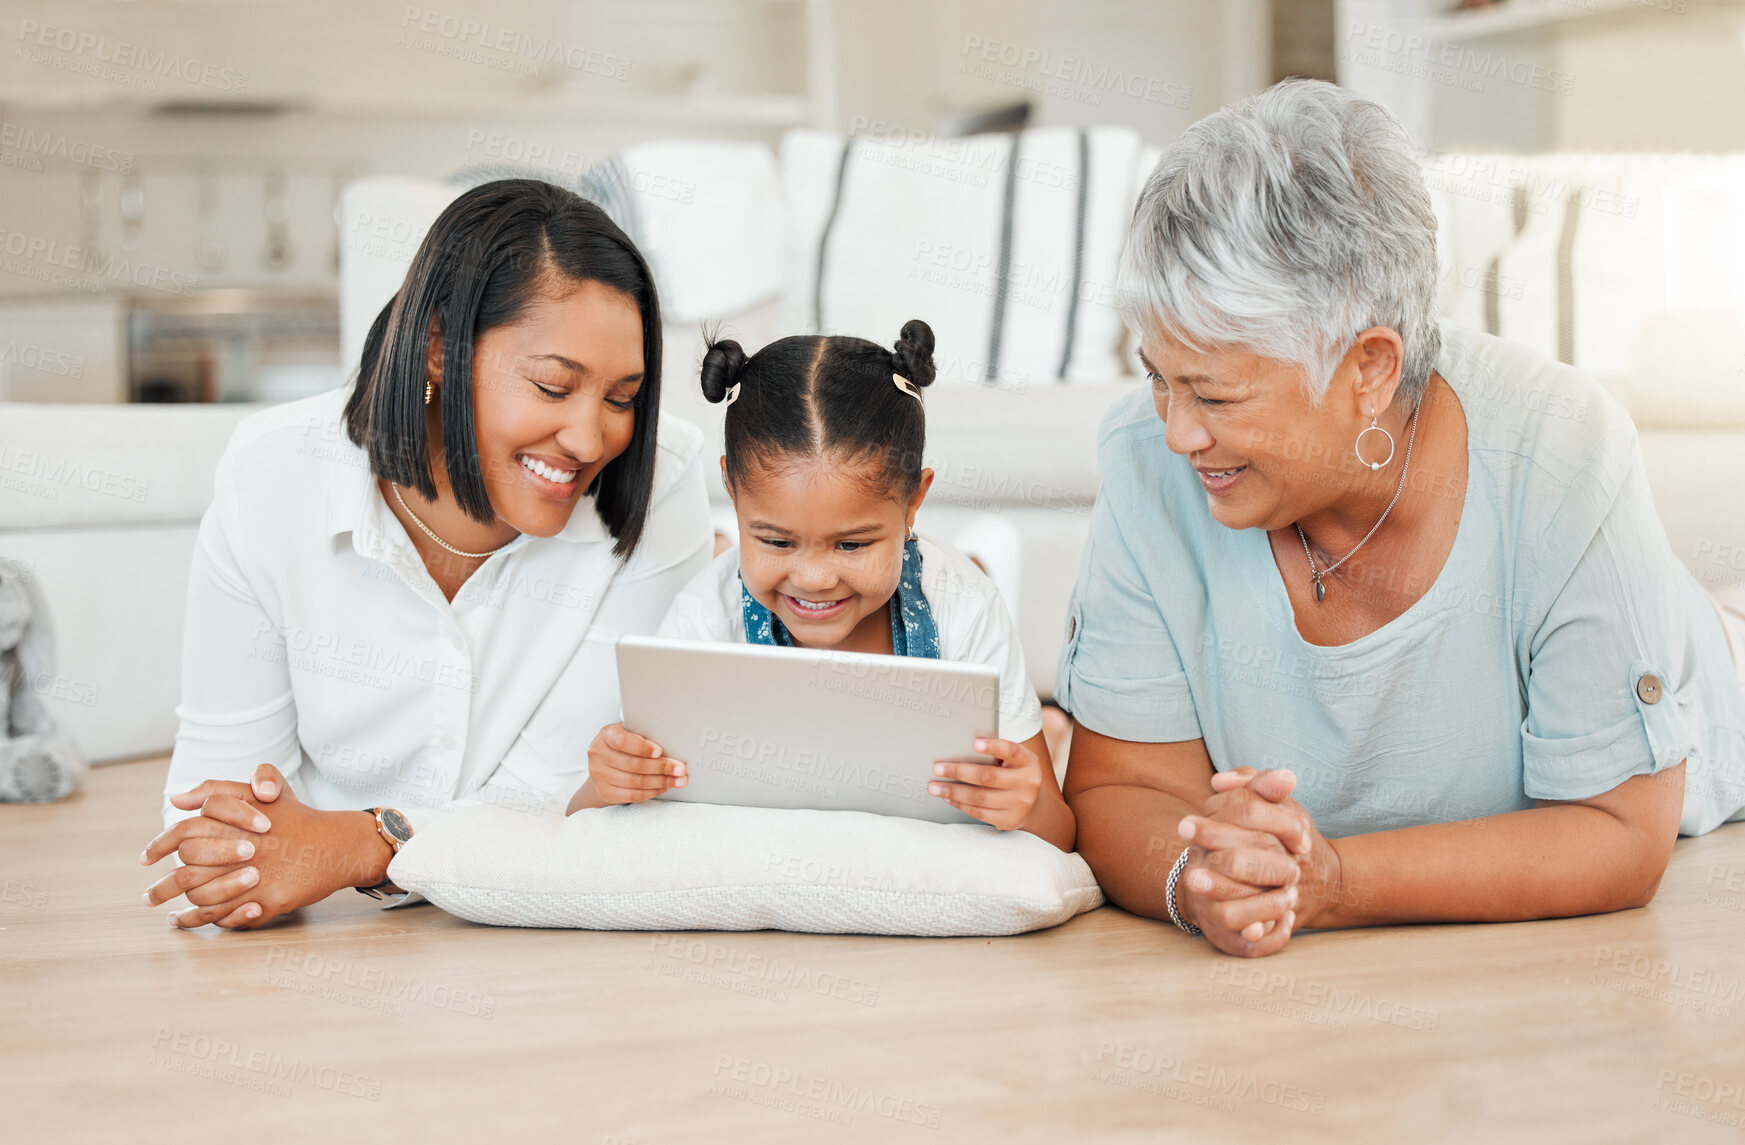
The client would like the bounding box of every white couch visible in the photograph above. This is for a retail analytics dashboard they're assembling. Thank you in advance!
[6,143,1745,763]
[0,402,261,762]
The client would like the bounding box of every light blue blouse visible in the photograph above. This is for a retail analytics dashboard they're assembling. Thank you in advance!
[1056,323,1745,838]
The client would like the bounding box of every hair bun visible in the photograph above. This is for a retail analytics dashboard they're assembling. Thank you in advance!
[700,338,750,404]
[892,319,937,388]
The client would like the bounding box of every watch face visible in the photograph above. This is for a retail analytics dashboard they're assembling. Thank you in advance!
[380,808,413,845]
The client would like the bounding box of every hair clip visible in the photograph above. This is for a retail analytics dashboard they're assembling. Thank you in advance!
[892,373,922,401]
[724,382,741,407]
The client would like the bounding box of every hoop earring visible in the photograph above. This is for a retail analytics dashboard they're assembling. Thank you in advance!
[1354,413,1395,471]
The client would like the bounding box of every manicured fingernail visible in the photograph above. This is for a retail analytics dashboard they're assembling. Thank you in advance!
[258,781,278,798]
[929,783,943,795]
[974,739,987,751]
[1285,910,1296,930]
[237,841,255,860]
[168,912,184,928]
[652,747,663,758]
[1178,818,1196,840]
[138,850,149,866]
[244,905,261,920]
[933,763,946,776]
[1286,887,1298,906]
[140,891,153,907]
[239,867,259,887]
[252,815,271,832]
[673,764,685,777]
[674,777,686,787]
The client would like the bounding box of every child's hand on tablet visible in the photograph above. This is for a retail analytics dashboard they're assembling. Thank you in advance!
[928,736,1052,834]
[565,723,687,813]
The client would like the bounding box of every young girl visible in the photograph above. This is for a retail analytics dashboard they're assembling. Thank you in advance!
[567,320,1074,851]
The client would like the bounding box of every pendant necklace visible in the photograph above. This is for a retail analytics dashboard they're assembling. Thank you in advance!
[1294,399,1422,603]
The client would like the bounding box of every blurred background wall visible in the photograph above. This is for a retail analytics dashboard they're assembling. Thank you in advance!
[2,0,1742,404]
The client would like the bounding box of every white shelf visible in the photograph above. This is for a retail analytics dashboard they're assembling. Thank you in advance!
[1426,0,1646,41]
[311,91,816,127]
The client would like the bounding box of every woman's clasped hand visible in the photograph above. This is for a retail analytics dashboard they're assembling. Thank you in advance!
[1173,768,1342,958]
[140,763,389,930]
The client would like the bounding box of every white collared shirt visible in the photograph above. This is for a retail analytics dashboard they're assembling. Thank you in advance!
[163,386,712,832]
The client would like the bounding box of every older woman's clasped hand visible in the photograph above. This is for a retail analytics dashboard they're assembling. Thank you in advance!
[1173,768,1344,958]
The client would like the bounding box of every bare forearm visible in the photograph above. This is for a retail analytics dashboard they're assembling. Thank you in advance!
[566,779,606,815]
[1068,784,1200,920]
[1314,803,1674,929]
[1023,792,1077,852]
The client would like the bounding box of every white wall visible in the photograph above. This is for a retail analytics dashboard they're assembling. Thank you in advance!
[1555,0,1745,150]
[1337,0,1745,154]
[0,0,1273,308]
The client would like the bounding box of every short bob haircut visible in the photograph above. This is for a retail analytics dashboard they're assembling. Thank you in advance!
[1118,78,1441,407]
[345,178,663,558]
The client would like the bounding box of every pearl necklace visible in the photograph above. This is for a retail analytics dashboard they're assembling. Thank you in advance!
[390,483,512,560]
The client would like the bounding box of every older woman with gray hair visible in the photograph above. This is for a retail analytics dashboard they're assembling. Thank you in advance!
[1058,78,1745,958]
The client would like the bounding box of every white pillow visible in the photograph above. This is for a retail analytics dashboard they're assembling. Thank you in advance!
[388,802,1103,936]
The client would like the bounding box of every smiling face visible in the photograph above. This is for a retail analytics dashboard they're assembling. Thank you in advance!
[1140,331,1397,533]
[730,455,932,654]
[452,278,645,539]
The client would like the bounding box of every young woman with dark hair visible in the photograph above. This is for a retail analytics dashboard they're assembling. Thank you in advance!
[140,180,713,928]
[566,320,1075,852]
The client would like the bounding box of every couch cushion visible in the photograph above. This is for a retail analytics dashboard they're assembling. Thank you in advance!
[0,401,260,528]
[780,125,1145,387]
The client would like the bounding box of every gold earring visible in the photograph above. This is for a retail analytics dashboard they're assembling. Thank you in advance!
[424,380,434,406]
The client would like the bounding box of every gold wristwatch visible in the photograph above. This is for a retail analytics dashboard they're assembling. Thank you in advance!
[356,807,413,899]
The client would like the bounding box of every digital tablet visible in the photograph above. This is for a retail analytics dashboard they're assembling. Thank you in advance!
[615,635,1000,825]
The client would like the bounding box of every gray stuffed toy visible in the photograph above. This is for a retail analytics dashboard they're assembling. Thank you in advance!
[0,565,87,802]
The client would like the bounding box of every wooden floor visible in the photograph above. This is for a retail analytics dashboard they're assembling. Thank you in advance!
[4,757,1744,1144]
